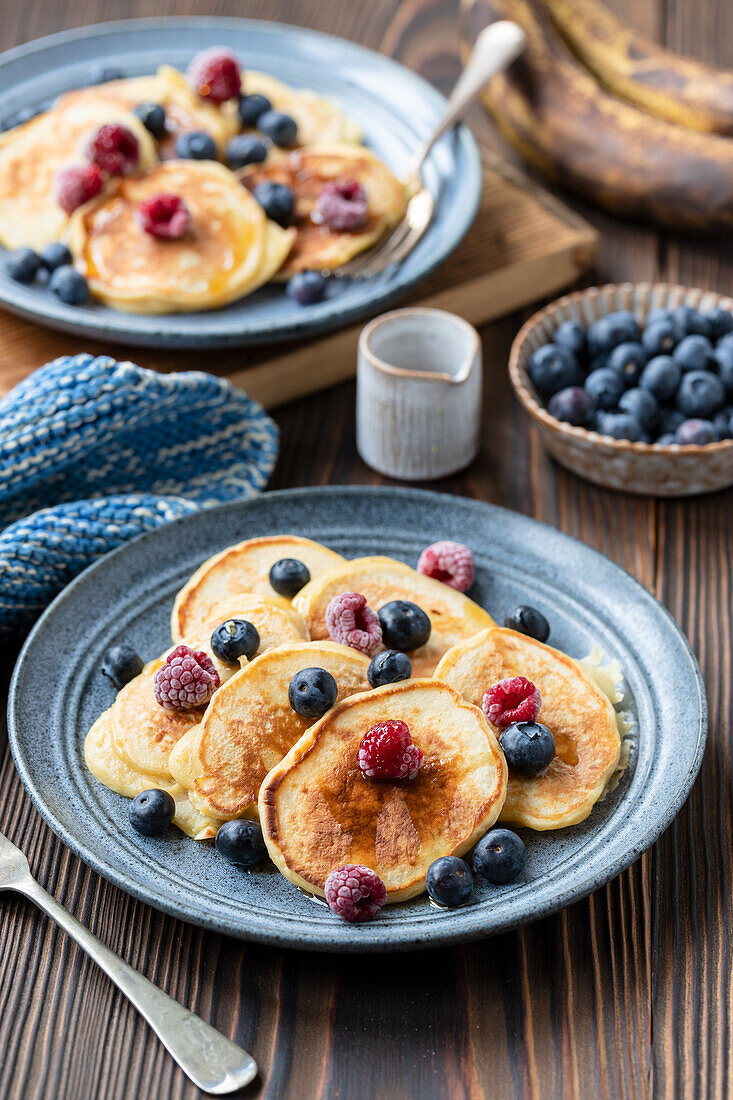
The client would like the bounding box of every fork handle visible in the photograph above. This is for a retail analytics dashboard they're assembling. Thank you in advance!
[16,877,257,1095]
[408,20,526,177]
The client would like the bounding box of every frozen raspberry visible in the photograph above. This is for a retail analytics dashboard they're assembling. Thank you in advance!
[313,179,368,232]
[325,591,382,656]
[135,193,191,239]
[187,47,241,103]
[357,719,424,781]
[324,864,387,922]
[417,540,474,591]
[153,644,220,710]
[86,123,139,176]
[55,163,105,214]
[482,676,541,729]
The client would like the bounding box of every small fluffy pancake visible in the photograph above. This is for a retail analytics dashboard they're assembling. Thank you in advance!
[293,555,495,676]
[0,100,157,250]
[433,628,622,830]
[238,144,409,276]
[191,593,309,658]
[223,71,362,146]
[259,679,507,902]
[172,536,344,640]
[169,641,371,819]
[66,160,294,313]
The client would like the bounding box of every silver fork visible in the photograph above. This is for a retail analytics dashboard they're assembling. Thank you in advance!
[333,20,526,279]
[0,831,257,1094]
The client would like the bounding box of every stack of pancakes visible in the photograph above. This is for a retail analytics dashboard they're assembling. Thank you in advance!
[86,534,625,905]
[0,64,409,312]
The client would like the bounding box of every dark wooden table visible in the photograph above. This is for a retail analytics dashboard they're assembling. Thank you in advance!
[1,0,732,1097]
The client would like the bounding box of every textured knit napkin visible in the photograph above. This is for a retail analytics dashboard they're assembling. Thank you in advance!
[0,353,279,640]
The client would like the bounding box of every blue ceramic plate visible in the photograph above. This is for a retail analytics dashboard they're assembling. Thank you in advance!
[0,18,481,348]
[8,488,706,952]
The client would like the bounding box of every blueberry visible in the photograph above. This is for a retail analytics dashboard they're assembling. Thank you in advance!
[128,789,175,836]
[594,411,643,441]
[133,101,167,139]
[606,341,647,388]
[269,557,310,598]
[238,93,272,127]
[226,134,267,169]
[426,856,474,907]
[645,307,674,327]
[528,344,582,398]
[640,356,681,402]
[5,247,41,283]
[257,109,298,147]
[658,407,685,435]
[504,605,549,642]
[585,367,625,410]
[674,419,716,445]
[210,618,260,664]
[288,666,338,718]
[713,409,733,441]
[473,828,527,885]
[553,320,587,362]
[718,332,733,354]
[706,306,733,341]
[215,819,267,867]
[500,721,556,777]
[49,265,89,305]
[253,181,295,225]
[676,370,725,418]
[287,270,328,305]
[101,643,143,688]
[641,319,677,357]
[175,130,217,160]
[673,334,714,372]
[618,387,658,431]
[40,242,72,271]
[656,433,677,446]
[714,344,733,398]
[673,304,710,339]
[547,386,593,426]
[588,311,639,356]
[378,600,431,652]
[367,649,412,688]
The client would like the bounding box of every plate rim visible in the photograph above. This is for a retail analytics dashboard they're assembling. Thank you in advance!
[0,17,482,349]
[7,487,707,951]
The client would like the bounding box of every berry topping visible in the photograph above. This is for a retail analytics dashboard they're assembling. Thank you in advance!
[287,270,328,305]
[133,102,167,139]
[378,600,431,652]
[128,789,175,836]
[326,591,382,655]
[215,819,267,867]
[55,162,105,213]
[288,666,338,719]
[153,644,220,710]
[313,179,368,232]
[357,719,423,781]
[500,720,556,777]
[175,130,217,161]
[40,242,73,271]
[135,193,191,239]
[324,864,387,923]
[269,557,311,598]
[252,181,294,225]
[226,134,267,170]
[504,605,550,642]
[210,619,260,664]
[257,109,298,148]
[49,266,89,306]
[86,123,139,176]
[5,247,41,284]
[483,676,541,729]
[238,93,272,127]
[101,643,143,689]
[367,649,412,689]
[187,47,241,104]
[473,828,527,885]
[426,856,474,907]
[417,540,474,592]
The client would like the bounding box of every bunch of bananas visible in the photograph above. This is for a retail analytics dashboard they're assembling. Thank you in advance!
[461,0,733,229]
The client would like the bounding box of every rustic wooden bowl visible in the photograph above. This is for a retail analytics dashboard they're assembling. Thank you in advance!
[509,283,733,496]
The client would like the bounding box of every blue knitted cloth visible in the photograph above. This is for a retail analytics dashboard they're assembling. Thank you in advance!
[0,353,279,639]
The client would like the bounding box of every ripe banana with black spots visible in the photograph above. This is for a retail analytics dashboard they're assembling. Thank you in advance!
[536,0,733,136]
[460,0,733,230]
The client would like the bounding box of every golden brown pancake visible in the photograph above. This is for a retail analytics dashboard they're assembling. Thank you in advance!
[293,555,495,676]
[433,627,622,830]
[191,593,309,659]
[259,678,507,902]
[169,641,371,820]
[221,71,362,147]
[238,144,409,276]
[172,536,344,641]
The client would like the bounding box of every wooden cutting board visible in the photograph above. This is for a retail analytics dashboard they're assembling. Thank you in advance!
[0,149,597,406]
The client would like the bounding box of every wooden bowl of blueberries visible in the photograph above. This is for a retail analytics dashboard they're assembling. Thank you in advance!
[509,283,733,496]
